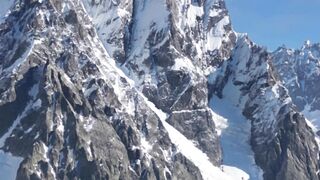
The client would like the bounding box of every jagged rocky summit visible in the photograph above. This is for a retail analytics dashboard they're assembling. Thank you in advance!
[0,0,319,180]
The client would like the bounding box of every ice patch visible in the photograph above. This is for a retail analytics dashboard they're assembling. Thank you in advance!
[0,151,23,180]
[0,0,14,24]
[210,96,263,180]
[210,109,228,136]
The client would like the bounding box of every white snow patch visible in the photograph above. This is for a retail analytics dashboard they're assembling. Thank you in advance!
[140,93,247,180]
[271,83,280,99]
[117,8,129,18]
[39,142,56,178]
[84,84,98,97]
[302,104,320,148]
[81,0,131,56]
[209,8,221,17]
[85,140,93,160]
[56,115,64,133]
[79,115,95,132]
[206,16,230,51]
[33,99,42,109]
[28,83,39,99]
[25,126,34,133]
[130,0,169,56]
[222,79,246,107]
[172,57,195,72]
[41,142,49,162]
[186,4,203,27]
[210,96,263,180]
[139,135,153,166]
[210,109,228,136]
[140,136,153,153]
[222,166,250,180]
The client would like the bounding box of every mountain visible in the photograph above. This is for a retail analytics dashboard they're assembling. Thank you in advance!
[272,42,320,129]
[0,0,318,180]
[272,41,320,155]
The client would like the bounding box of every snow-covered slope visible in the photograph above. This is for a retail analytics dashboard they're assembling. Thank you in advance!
[142,95,249,180]
[210,95,263,180]
[83,0,236,168]
[0,0,242,179]
[0,0,319,179]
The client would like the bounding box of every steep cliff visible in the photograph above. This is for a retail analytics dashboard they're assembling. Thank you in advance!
[0,0,319,180]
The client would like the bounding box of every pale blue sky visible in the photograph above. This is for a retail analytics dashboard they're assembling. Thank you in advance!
[225,0,320,51]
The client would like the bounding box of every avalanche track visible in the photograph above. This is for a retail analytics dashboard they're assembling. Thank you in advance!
[210,96,263,180]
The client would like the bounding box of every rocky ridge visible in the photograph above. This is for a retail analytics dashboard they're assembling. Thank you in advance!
[0,0,319,180]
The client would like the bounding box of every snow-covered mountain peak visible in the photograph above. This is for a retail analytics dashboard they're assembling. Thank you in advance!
[303,40,312,49]
[273,41,320,138]
[0,0,319,180]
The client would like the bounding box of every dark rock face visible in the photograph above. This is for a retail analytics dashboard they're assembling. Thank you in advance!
[0,0,319,180]
[258,111,318,180]
[167,109,222,165]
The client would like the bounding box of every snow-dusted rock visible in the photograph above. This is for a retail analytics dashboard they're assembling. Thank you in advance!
[209,35,319,180]
[272,42,320,129]
[0,0,319,179]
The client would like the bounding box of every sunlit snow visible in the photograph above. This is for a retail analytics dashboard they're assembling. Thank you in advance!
[141,93,249,180]
[210,95,263,180]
